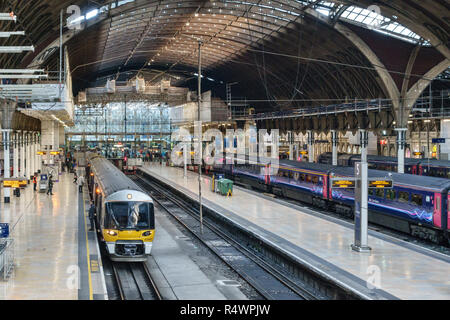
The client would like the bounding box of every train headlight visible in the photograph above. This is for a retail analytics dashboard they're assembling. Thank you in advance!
[107,230,118,236]
[142,231,152,237]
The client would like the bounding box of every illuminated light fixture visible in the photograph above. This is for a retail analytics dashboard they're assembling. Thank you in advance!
[0,46,34,53]
[0,74,47,79]
[86,9,99,19]
[0,69,44,73]
[0,13,16,21]
[127,194,132,199]
[96,188,100,194]
[0,31,24,38]
[186,22,190,26]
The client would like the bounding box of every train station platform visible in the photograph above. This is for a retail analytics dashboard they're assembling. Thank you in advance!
[139,164,450,300]
[0,172,107,300]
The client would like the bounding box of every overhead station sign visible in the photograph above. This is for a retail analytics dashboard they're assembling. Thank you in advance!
[368,179,393,189]
[3,179,27,188]
[331,178,355,188]
[331,177,393,189]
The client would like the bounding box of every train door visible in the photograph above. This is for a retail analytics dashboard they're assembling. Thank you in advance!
[448,194,450,231]
[412,165,417,175]
[322,175,328,199]
[433,193,442,228]
[264,164,270,185]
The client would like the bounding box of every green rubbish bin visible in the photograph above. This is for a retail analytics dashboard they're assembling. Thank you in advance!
[217,178,233,196]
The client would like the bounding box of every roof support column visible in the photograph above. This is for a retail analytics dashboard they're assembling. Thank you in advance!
[331,130,338,166]
[359,129,368,164]
[13,131,18,177]
[35,133,41,173]
[26,131,32,182]
[307,130,315,163]
[2,129,11,203]
[20,131,25,179]
[395,128,407,173]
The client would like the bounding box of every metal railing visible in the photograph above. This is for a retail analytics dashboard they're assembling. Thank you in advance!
[0,238,14,280]
[234,99,392,121]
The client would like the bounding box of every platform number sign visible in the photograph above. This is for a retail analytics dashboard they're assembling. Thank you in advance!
[0,223,9,238]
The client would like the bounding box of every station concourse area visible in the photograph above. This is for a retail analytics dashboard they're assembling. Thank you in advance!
[139,164,450,300]
[0,171,108,300]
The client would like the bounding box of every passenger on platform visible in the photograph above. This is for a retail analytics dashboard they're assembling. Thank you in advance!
[77,175,85,193]
[88,201,96,231]
[32,175,37,191]
[73,172,78,184]
[47,175,54,195]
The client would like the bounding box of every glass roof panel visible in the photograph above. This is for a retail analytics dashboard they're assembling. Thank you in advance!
[313,3,426,45]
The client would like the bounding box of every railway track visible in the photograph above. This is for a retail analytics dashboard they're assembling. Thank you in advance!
[132,174,322,300]
[111,262,161,300]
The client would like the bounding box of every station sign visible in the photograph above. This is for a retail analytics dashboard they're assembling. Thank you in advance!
[3,179,27,188]
[300,151,308,155]
[0,223,9,238]
[331,177,393,189]
[50,151,60,155]
[368,179,393,189]
[432,138,445,144]
[37,151,46,155]
[331,178,356,188]
[413,152,423,156]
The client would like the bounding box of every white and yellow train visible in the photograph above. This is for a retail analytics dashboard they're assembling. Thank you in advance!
[87,153,155,262]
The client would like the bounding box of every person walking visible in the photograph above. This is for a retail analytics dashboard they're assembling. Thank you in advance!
[32,175,37,191]
[77,174,85,193]
[88,201,96,231]
[47,175,54,195]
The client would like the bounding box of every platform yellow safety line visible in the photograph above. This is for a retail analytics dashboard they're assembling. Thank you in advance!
[82,190,93,300]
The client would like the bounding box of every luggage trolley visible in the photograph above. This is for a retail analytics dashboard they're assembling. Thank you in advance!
[39,174,49,193]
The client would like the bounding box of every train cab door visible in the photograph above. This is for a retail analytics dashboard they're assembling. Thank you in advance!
[419,166,423,176]
[264,164,270,185]
[322,175,328,199]
[433,193,442,228]
[447,194,450,231]
[412,165,417,175]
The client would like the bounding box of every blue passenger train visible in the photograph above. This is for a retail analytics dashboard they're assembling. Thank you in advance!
[213,156,450,244]
[318,152,450,179]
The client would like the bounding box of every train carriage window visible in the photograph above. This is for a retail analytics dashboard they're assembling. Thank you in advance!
[289,171,294,179]
[425,195,432,208]
[300,174,305,181]
[386,189,396,200]
[306,175,312,183]
[312,176,319,184]
[411,194,423,206]
[398,191,410,204]
[375,189,385,198]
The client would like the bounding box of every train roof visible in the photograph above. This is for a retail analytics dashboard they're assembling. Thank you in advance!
[90,156,148,199]
[330,166,450,192]
[355,155,421,165]
[418,159,450,167]
[279,159,334,172]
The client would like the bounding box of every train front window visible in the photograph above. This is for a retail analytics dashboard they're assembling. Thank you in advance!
[106,202,152,230]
